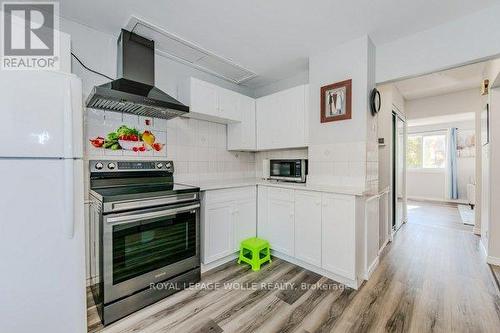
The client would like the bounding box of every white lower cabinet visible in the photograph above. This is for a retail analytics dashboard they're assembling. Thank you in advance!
[294,191,322,267]
[233,192,257,251]
[258,187,295,256]
[321,193,356,280]
[204,201,234,263]
[202,186,256,264]
[258,186,358,285]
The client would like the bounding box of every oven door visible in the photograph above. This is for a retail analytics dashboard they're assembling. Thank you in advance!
[102,202,200,304]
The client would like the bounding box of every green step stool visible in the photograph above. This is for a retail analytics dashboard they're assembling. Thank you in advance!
[238,237,272,271]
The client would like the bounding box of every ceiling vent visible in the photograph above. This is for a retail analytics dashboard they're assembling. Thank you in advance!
[125,16,257,85]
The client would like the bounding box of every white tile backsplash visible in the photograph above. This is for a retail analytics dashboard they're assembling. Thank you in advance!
[85,110,378,190]
[84,109,255,184]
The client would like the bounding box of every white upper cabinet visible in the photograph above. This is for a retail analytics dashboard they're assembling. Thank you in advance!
[218,88,240,121]
[181,78,244,124]
[256,84,309,150]
[227,95,256,151]
[190,78,219,118]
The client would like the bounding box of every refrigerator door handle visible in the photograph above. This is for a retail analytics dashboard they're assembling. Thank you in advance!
[63,159,75,238]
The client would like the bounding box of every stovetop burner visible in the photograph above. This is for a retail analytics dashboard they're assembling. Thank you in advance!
[89,159,199,206]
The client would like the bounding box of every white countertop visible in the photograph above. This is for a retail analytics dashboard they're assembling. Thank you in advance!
[188,178,367,196]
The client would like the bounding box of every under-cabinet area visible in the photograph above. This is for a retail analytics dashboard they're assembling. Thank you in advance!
[200,183,380,289]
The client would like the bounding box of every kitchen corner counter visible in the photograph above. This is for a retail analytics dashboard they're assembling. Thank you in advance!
[189,178,367,196]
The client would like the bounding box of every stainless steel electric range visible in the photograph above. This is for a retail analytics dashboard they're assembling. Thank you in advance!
[88,160,200,325]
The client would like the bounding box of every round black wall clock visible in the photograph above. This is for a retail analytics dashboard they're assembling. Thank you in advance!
[370,88,381,116]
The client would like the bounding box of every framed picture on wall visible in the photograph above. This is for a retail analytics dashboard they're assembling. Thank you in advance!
[320,79,352,123]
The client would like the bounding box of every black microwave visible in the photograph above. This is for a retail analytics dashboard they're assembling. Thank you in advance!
[269,159,308,183]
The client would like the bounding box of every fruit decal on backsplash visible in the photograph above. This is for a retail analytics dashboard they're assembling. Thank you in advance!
[89,125,165,152]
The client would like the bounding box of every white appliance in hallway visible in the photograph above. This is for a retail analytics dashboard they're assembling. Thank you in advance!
[0,71,86,333]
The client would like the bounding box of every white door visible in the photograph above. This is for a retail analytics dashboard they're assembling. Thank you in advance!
[204,202,235,263]
[294,191,322,266]
[233,197,257,251]
[0,159,86,333]
[267,197,294,256]
[0,71,82,158]
[321,193,356,280]
[191,79,218,117]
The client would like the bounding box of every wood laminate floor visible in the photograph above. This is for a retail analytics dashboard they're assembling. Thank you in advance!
[88,202,500,333]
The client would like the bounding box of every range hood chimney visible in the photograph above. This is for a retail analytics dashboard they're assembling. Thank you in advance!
[85,29,189,119]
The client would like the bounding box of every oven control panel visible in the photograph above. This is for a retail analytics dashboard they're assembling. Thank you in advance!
[90,160,174,173]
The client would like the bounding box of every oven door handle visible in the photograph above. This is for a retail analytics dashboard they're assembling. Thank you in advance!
[106,203,200,225]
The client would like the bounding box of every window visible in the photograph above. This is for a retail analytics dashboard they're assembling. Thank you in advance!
[407,133,446,169]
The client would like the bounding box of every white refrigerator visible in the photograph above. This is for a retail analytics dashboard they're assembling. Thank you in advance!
[0,70,86,333]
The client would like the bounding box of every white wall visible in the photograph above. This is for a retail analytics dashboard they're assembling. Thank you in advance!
[307,35,377,190]
[254,148,308,178]
[405,89,480,202]
[405,89,482,120]
[377,3,500,84]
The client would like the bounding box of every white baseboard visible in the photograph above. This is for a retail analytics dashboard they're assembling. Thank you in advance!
[407,196,468,205]
[271,250,360,290]
[378,238,390,256]
[199,250,360,290]
[364,257,379,280]
[201,253,238,274]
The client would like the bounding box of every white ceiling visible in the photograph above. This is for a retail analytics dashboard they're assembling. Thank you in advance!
[56,0,500,89]
[394,62,488,100]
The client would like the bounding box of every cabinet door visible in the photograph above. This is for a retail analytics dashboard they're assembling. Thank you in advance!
[267,189,294,256]
[204,202,235,263]
[218,88,240,121]
[234,197,257,251]
[256,93,279,150]
[256,85,307,150]
[321,194,356,279]
[191,79,218,117]
[257,186,270,239]
[294,191,322,266]
[227,95,255,150]
[278,85,306,148]
[240,96,256,149]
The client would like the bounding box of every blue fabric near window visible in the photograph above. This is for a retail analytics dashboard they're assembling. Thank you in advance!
[449,128,458,199]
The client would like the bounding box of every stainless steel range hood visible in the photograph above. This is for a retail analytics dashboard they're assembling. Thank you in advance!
[86,29,189,119]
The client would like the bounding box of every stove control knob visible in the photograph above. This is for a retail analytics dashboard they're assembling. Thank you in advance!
[156,163,164,169]
[108,162,116,170]
[95,162,104,170]
[165,162,172,169]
